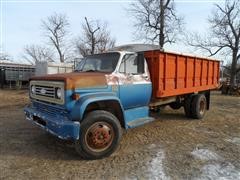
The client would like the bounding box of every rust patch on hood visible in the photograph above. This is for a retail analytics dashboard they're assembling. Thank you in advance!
[30,72,108,90]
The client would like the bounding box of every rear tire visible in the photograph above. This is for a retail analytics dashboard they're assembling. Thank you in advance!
[75,110,122,160]
[191,94,207,119]
[184,95,193,118]
[169,102,182,110]
[150,106,161,113]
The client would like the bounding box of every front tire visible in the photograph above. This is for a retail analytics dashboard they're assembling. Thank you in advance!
[75,110,122,160]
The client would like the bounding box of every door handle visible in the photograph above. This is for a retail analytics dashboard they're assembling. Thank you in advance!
[127,73,133,78]
[142,75,148,79]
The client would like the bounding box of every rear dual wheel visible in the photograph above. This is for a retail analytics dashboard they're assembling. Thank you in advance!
[75,110,122,160]
[184,95,193,118]
[192,94,207,119]
[184,94,207,119]
[169,102,182,110]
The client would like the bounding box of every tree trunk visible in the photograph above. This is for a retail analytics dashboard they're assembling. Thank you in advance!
[91,33,95,55]
[230,51,238,87]
[60,54,64,63]
[57,48,64,62]
[159,0,165,49]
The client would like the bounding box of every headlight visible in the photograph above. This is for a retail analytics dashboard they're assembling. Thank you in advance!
[56,88,62,99]
[31,85,36,94]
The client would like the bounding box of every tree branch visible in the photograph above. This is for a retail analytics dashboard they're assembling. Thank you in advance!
[42,13,69,62]
[128,0,183,48]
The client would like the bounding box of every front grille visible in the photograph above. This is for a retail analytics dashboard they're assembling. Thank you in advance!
[30,80,65,105]
[35,85,55,98]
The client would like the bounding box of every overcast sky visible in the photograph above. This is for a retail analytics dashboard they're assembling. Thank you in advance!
[0,0,225,63]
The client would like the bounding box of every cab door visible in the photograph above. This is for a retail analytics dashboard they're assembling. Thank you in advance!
[118,53,152,109]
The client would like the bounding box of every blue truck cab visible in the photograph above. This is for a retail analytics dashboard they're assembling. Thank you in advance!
[24,51,153,159]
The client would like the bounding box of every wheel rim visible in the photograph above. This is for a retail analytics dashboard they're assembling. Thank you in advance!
[85,121,114,153]
[199,99,206,115]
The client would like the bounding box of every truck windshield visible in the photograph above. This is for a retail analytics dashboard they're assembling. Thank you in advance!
[75,52,120,73]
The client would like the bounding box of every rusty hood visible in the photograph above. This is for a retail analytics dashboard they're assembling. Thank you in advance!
[30,72,108,90]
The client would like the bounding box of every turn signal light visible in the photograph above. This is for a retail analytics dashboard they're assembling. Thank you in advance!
[72,93,80,100]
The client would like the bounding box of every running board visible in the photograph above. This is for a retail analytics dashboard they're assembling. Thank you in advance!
[127,117,155,128]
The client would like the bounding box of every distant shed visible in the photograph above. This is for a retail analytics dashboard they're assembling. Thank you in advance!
[35,61,73,76]
[0,61,75,89]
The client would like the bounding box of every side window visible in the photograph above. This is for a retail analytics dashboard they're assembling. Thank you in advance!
[119,54,144,74]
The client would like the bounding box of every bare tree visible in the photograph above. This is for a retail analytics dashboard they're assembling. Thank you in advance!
[76,17,116,56]
[23,45,54,64]
[128,0,184,49]
[187,0,240,87]
[42,13,70,62]
[0,46,11,61]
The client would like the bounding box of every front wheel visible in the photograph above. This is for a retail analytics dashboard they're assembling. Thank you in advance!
[75,110,122,160]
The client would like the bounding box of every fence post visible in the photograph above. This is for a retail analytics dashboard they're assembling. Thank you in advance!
[0,68,4,89]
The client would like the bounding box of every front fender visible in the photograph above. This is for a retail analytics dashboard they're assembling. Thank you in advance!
[70,92,124,122]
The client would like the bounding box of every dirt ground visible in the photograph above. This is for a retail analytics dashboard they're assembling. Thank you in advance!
[0,90,239,180]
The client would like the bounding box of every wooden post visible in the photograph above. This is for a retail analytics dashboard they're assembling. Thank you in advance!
[175,55,178,89]
[164,53,167,91]
[193,57,196,87]
[185,57,188,88]
[212,61,215,85]
[200,60,203,86]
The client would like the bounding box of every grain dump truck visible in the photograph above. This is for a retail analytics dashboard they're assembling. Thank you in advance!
[24,46,219,159]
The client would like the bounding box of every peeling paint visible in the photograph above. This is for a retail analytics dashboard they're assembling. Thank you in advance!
[106,72,151,86]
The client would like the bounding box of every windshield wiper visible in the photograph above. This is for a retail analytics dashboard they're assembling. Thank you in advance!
[84,69,102,72]
[74,69,82,72]
[74,69,106,73]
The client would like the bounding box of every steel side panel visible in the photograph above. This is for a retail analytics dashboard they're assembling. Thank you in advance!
[144,51,220,98]
[156,85,218,97]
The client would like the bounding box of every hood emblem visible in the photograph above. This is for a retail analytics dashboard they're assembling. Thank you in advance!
[40,88,46,94]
